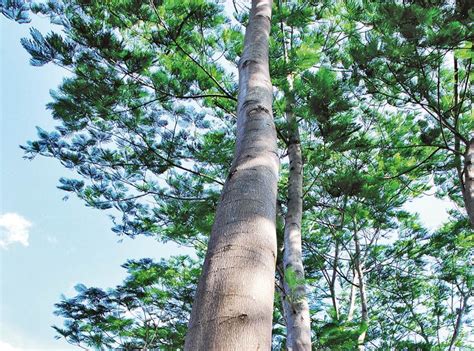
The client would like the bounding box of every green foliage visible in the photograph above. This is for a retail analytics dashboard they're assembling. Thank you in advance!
[315,319,365,350]
[53,256,200,350]
[283,266,307,305]
[1,0,31,23]
[4,0,473,349]
[344,0,473,210]
[16,0,237,245]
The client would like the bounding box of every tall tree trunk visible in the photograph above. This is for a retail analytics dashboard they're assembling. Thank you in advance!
[276,6,312,347]
[463,138,474,227]
[453,55,474,228]
[184,1,279,349]
[330,241,340,321]
[280,92,312,350]
[448,294,469,351]
[354,230,368,351]
[347,267,358,322]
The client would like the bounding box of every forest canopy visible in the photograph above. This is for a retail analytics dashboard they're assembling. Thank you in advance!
[1,0,472,350]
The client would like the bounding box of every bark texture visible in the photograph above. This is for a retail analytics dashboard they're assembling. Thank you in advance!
[347,268,358,322]
[463,138,474,227]
[184,1,279,349]
[281,98,312,350]
[330,241,340,321]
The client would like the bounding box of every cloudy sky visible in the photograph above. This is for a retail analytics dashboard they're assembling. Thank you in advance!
[0,9,454,351]
[0,15,189,350]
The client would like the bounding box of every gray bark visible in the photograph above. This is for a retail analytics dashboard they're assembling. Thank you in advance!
[330,241,340,321]
[448,294,469,351]
[184,1,279,350]
[463,138,474,227]
[281,94,312,350]
[347,268,358,322]
[276,9,312,348]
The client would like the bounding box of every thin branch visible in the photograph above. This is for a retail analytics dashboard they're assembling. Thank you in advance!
[383,147,441,180]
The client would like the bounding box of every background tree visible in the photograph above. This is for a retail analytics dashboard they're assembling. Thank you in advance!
[342,0,473,226]
[269,1,326,348]
[53,256,199,350]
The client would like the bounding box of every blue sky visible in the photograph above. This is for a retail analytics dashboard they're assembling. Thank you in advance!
[0,15,188,351]
[0,9,455,351]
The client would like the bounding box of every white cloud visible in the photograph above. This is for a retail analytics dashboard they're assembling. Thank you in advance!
[0,340,24,351]
[0,213,32,249]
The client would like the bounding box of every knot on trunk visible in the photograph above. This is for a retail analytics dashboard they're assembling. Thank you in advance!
[248,105,270,116]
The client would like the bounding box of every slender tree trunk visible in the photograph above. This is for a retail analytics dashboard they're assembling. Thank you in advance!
[280,92,312,350]
[347,268,358,322]
[276,7,312,347]
[354,230,368,351]
[453,55,474,228]
[463,138,474,227]
[330,241,340,321]
[184,1,279,349]
[448,294,469,351]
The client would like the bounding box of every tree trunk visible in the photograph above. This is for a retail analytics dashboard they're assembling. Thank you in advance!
[281,93,312,350]
[448,294,469,351]
[463,138,474,227]
[354,230,368,351]
[184,1,279,350]
[347,268,358,322]
[454,54,474,228]
[330,241,340,321]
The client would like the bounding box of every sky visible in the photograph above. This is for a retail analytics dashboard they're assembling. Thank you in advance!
[0,7,455,351]
[0,15,189,351]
